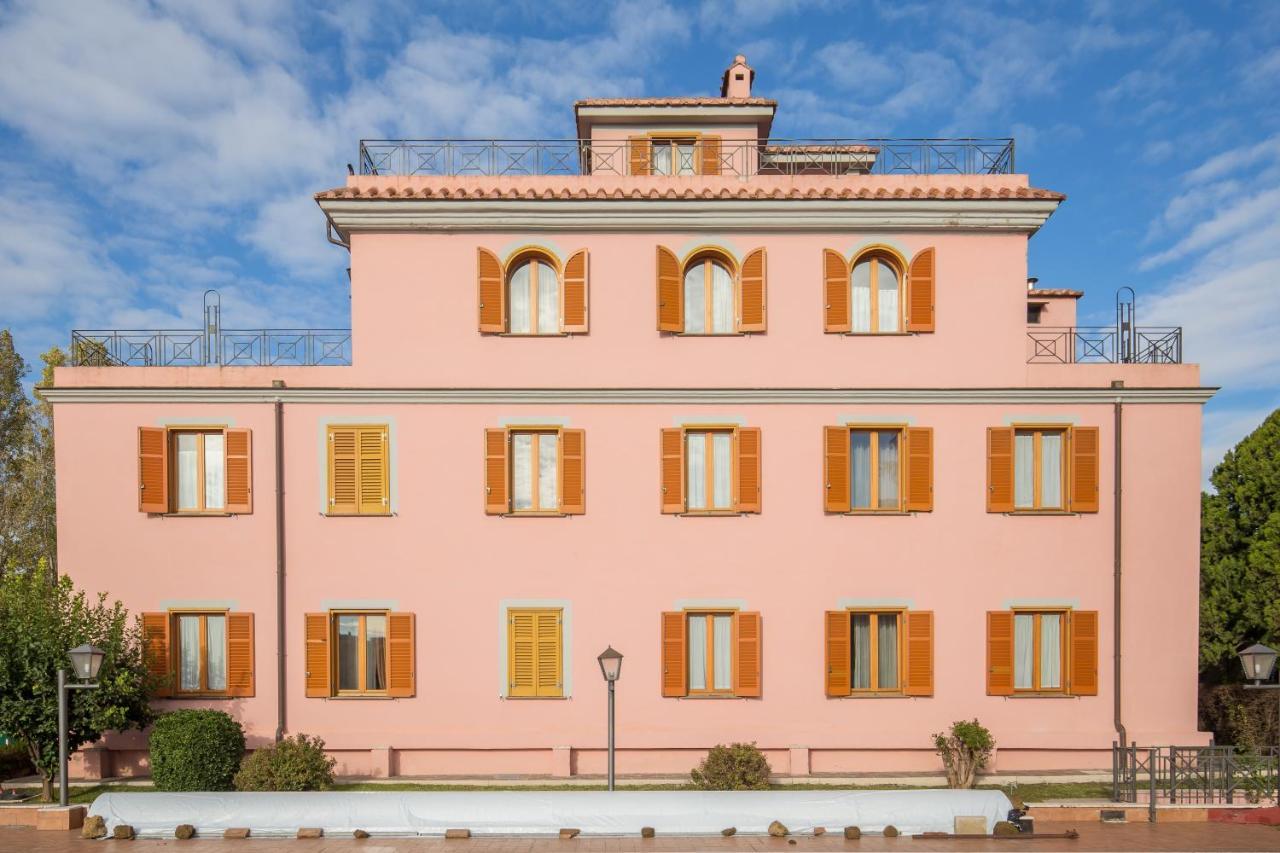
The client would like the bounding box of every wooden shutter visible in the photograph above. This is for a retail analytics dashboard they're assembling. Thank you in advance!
[1069,610,1099,696]
[226,612,254,697]
[734,611,762,698]
[328,427,358,515]
[509,611,536,697]
[484,428,509,514]
[824,611,851,696]
[560,428,586,515]
[536,610,562,697]
[700,135,722,176]
[656,246,682,332]
[1069,427,1100,513]
[903,611,934,696]
[138,427,168,513]
[660,428,684,513]
[986,427,1015,513]
[824,426,850,513]
[304,613,330,698]
[904,427,934,512]
[735,427,761,513]
[142,612,171,696]
[629,136,651,176]
[478,247,504,333]
[224,428,252,514]
[387,612,415,698]
[562,249,589,333]
[661,612,687,697]
[739,247,766,332]
[357,428,389,515]
[823,249,850,333]
[986,611,1015,696]
[907,247,936,332]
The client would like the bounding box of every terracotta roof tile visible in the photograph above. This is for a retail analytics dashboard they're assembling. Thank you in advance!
[574,97,776,107]
[317,184,1065,202]
[1028,288,1084,298]
[762,144,878,154]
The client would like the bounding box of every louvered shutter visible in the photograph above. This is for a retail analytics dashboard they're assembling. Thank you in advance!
[986,611,1015,695]
[824,426,850,513]
[1069,610,1099,696]
[823,249,850,333]
[357,428,389,515]
[700,135,722,176]
[735,427,762,513]
[734,611,762,697]
[907,247,936,332]
[739,247,766,332]
[660,428,684,514]
[562,249,589,333]
[559,429,585,515]
[224,428,252,514]
[304,613,330,698]
[1069,427,1100,513]
[824,610,851,696]
[536,610,562,697]
[903,611,934,696]
[629,136,651,176]
[226,612,255,697]
[484,428,509,514]
[387,612,415,698]
[986,427,1015,513]
[661,612,687,697]
[142,612,171,696]
[656,246,682,332]
[138,427,168,513]
[508,611,536,697]
[904,427,934,512]
[328,427,358,515]
[478,247,504,333]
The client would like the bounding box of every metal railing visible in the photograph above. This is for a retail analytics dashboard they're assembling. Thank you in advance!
[1114,744,1280,820]
[1027,327,1182,364]
[71,329,352,367]
[358,137,1016,177]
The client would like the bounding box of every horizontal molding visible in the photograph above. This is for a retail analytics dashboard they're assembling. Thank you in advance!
[42,386,1217,405]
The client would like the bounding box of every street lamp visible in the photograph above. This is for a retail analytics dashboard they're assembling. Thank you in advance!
[1238,643,1280,745]
[58,644,104,807]
[597,646,623,791]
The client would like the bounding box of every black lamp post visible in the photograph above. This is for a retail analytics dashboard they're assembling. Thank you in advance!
[58,644,105,807]
[597,646,623,791]
[1238,643,1280,745]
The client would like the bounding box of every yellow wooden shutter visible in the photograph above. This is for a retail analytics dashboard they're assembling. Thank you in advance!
[656,246,682,332]
[660,428,684,513]
[387,612,415,698]
[824,610,851,696]
[224,428,252,514]
[986,611,1015,696]
[986,427,1015,513]
[629,136,651,176]
[734,611,762,697]
[1069,610,1099,696]
[226,612,254,697]
[700,135,722,175]
[903,611,934,697]
[328,427,358,515]
[739,247,766,332]
[535,610,562,697]
[138,427,168,513]
[735,427,761,513]
[562,249,589,333]
[508,611,536,697]
[904,427,934,512]
[560,429,586,515]
[1070,427,1100,513]
[823,249,850,333]
[907,247,936,332]
[485,428,509,514]
[142,612,171,696]
[304,613,330,698]
[478,247,505,333]
[824,426,850,513]
[661,612,687,697]
[357,427,389,515]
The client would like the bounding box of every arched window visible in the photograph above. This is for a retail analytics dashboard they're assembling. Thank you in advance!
[682,254,736,335]
[507,254,560,335]
[850,251,903,333]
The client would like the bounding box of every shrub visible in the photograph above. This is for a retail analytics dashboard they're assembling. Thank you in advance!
[149,710,245,792]
[233,734,335,792]
[933,719,995,789]
[690,742,772,790]
[1199,684,1278,747]
[0,741,35,781]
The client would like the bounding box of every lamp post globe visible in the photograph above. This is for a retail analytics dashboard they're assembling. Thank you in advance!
[68,644,106,681]
[1238,643,1278,685]
[597,646,623,682]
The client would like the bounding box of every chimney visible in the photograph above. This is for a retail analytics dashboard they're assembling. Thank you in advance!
[721,54,754,98]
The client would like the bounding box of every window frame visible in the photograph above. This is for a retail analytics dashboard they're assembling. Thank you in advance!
[848,248,906,335]
[507,428,563,515]
[847,608,906,695]
[846,425,906,513]
[685,609,737,696]
[681,425,738,515]
[325,424,390,517]
[679,250,739,336]
[649,134,701,176]
[503,249,564,336]
[1012,608,1069,694]
[168,427,228,514]
[1027,302,1045,324]
[171,609,230,697]
[1012,424,1069,512]
[331,610,390,698]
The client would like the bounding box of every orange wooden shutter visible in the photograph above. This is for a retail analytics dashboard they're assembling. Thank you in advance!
[138,427,168,513]
[824,610,851,696]
[661,612,687,697]
[478,247,504,333]
[824,426,850,513]
[328,427,358,515]
[700,135,722,175]
[142,612,171,696]
[1069,427,1100,513]
[904,427,934,512]
[823,249,850,333]
[226,612,254,697]
[535,610,562,697]
[304,613,330,698]
[986,611,1015,695]
[560,428,586,515]
[508,610,536,697]
[903,611,934,696]
[224,428,252,514]
[357,428,389,515]
[629,136,651,176]
[1069,610,1099,696]
[735,427,762,513]
[387,612,415,698]
[562,249,589,333]
[656,246,682,332]
[734,611,762,698]
[484,428,509,514]
[739,247,766,332]
[986,427,1015,513]
[660,428,684,513]
[907,247,936,332]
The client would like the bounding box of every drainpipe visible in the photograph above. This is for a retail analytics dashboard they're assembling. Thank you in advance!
[273,390,287,742]
[1112,384,1127,749]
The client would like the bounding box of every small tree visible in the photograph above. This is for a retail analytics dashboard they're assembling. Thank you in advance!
[933,719,995,789]
[0,564,154,800]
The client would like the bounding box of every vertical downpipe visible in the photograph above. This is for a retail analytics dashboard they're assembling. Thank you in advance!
[274,395,287,742]
[1113,392,1127,752]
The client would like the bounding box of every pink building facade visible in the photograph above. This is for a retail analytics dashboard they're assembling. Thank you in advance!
[48,58,1211,780]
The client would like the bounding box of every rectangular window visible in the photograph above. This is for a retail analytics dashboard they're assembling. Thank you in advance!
[685,430,733,511]
[511,431,560,512]
[849,611,902,692]
[1014,429,1065,510]
[174,612,228,694]
[327,425,389,515]
[172,430,226,512]
[1027,303,1044,324]
[850,428,902,511]
[651,138,697,175]
[1013,611,1065,692]
[687,612,734,694]
[507,608,563,698]
[333,612,388,695]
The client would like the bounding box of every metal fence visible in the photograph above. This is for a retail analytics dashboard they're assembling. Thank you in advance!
[1114,744,1280,821]
[71,329,352,367]
[1027,327,1183,364]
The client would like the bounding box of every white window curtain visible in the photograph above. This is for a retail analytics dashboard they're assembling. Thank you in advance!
[877,615,899,689]
[878,431,899,509]
[877,259,900,333]
[535,261,559,333]
[205,615,227,691]
[710,262,734,334]
[365,615,387,691]
[203,433,224,510]
[512,433,534,511]
[179,615,200,690]
[652,144,673,176]
[683,265,706,334]
[711,432,732,509]
[687,615,707,690]
[851,614,871,689]
[1040,614,1062,689]
[1014,433,1035,509]
[685,433,707,510]
[1040,432,1063,509]
[336,615,360,691]
[508,262,532,334]
[176,433,198,511]
[712,615,732,690]
[850,431,872,509]
[1014,613,1034,689]
[538,432,559,511]
[851,259,872,332]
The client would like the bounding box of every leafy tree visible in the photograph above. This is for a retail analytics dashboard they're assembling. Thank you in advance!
[0,331,34,574]
[0,564,154,800]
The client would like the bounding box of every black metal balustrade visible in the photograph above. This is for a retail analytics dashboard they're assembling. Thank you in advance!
[1027,326,1183,364]
[71,329,352,367]
[1114,744,1280,821]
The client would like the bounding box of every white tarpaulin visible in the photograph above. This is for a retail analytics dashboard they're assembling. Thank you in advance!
[88,789,1013,838]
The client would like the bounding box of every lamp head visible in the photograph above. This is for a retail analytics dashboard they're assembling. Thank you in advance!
[1238,643,1278,684]
[597,646,623,682]
[68,643,106,681]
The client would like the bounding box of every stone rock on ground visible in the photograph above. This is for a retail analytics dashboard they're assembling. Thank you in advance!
[81,815,106,839]
[843,826,861,839]
[993,820,1020,837]
[559,828,581,839]
[813,826,826,836]
[445,828,471,839]
[721,827,736,837]
[224,828,250,839]
[175,823,195,839]
[112,824,135,840]
[768,820,789,837]
[883,825,899,837]
[297,827,324,838]
[354,829,370,838]
[640,826,655,838]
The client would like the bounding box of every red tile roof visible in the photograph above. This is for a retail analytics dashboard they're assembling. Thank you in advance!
[762,144,878,154]
[1028,288,1084,298]
[316,184,1064,201]
[574,97,776,108]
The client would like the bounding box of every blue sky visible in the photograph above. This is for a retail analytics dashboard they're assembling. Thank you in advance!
[1,0,1277,485]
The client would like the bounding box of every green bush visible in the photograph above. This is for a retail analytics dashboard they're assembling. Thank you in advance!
[933,719,995,789]
[149,710,245,792]
[233,734,335,792]
[0,741,35,781]
[690,742,772,790]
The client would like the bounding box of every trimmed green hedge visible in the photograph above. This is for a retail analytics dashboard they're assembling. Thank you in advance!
[149,710,245,791]
[234,734,335,792]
